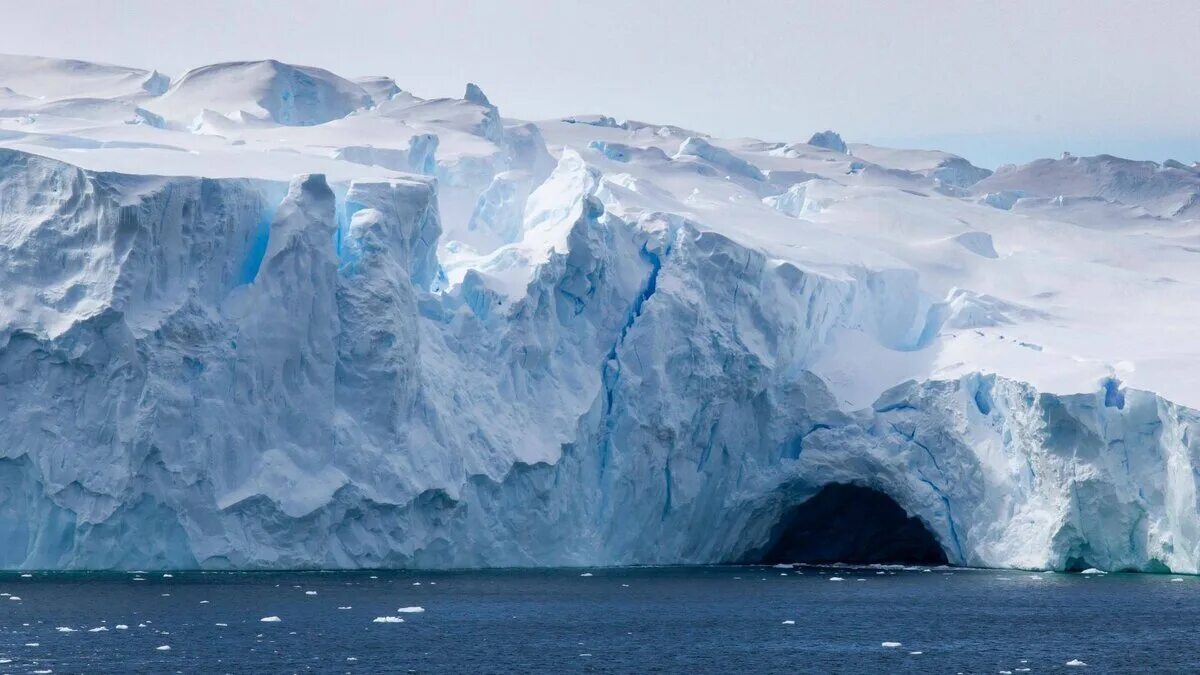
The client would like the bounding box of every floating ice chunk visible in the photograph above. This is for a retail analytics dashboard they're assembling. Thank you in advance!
[337,606,352,610]
[56,626,77,632]
[773,564,792,569]
[25,642,39,646]
[396,606,424,613]
[215,623,228,627]
[9,596,21,601]
[580,573,593,577]
[200,600,209,604]
[156,645,171,651]
[88,626,108,632]
[881,642,902,648]
[372,616,405,623]
[1066,659,1088,667]
[20,574,32,578]
[828,577,845,582]
[115,625,129,630]
[305,591,318,595]
[1171,578,1184,582]
[347,657,358,661]
[909,651,923,655]
[260,616,282,623]
[162,574,173,578]
[1080,568,1105,575]
[32,670,52,674]
[782,620,795,625]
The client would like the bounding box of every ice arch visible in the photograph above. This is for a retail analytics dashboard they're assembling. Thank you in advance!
[750,483,949,565]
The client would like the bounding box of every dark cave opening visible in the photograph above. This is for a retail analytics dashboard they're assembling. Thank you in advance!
[752,483,949,565]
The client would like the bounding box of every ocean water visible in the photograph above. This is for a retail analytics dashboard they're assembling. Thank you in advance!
[0,566,1196,674]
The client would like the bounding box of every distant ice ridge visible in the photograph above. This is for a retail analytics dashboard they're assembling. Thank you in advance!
[1,54,1200,572]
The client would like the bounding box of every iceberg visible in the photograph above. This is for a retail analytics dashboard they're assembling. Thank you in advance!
[1,55,1199,574]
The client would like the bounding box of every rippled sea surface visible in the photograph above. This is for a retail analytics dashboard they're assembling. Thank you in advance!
[0,566,1196,674]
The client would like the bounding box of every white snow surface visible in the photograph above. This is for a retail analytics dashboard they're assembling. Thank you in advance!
[2,54,1200,572]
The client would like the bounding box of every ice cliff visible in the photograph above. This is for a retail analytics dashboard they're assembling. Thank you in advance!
[1,55,1199,572]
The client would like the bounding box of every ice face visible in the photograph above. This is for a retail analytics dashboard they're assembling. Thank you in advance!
[807,130,848,154]
[2,56,1200,572]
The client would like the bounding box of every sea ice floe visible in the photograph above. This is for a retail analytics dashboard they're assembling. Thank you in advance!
[305,591,317,595]
[1080,568,1105,575]
[396,606,424,613]
[260,616,282,623]
[881,642,902,648]
[372,616,405,623]
[115,625,129,630]
[88,627,108,632]
[156,645,171,651]
[782,620,795,625]
[55,627,76,633]
[828,577,845,582]
[1066,659,1088,667]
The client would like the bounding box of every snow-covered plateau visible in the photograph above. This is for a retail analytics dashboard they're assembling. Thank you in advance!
[1,54,1199,572]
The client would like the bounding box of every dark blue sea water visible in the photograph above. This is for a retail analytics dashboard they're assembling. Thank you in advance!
[0,565,1196,674]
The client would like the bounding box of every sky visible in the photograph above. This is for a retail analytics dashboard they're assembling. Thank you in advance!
[2,0,1197,168]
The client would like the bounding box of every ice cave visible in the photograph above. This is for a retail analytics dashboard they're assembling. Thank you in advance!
[750,484,949,566]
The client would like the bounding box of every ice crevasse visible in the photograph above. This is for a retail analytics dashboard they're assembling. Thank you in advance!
[1,56,1199,572]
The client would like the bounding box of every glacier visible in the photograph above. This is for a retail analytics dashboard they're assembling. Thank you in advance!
[1,55,1199,572]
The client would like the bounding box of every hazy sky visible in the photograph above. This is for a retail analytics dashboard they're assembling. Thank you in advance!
[4,0,1197,167]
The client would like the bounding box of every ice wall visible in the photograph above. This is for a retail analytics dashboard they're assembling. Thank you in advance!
[1,146,1198,573]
